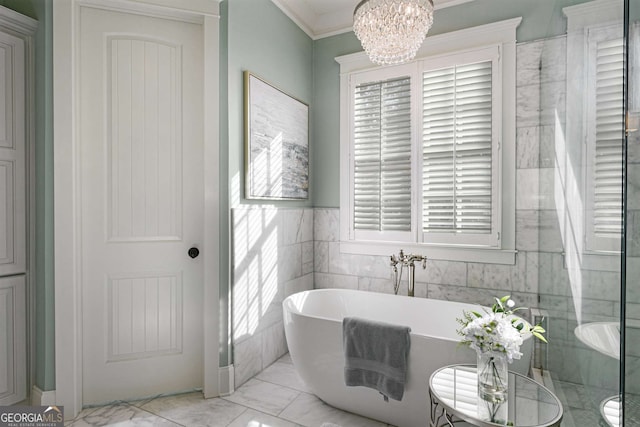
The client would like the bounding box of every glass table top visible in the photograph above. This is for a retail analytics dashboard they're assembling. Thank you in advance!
[430,364,563,427]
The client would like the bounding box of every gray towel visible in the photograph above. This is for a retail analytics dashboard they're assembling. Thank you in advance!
[343,316,411,402]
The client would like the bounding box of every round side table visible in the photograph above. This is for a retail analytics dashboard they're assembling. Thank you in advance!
[429,364,563,427]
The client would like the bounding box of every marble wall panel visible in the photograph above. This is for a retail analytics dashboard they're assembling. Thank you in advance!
[539,125,558,169]
[516,39,543,87]
[540,36,567,84]
[516,169,540,210]
[516,210,540,251]
[314,272,359,290]
[516,126,540,169]
[424,259,467,287]
[232,207,314,388]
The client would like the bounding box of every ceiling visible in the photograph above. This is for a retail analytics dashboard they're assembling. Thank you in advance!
[271,0,476,40]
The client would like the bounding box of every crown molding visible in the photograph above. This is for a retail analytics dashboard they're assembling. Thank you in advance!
[272,0,476,40]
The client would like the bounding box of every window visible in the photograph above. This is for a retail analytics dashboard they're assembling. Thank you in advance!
[585,24,624,253]
[337,18,520,264]
[421,48,501,248]
[353,75,412,236]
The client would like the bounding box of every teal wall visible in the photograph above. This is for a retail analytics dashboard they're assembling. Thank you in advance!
[32,0,55,392]
[226,0,313,209]
[0,0,35,18]
[2,0,55,393]
[311,0,592,208]
[311,35,361,208]
[221,0,313,365]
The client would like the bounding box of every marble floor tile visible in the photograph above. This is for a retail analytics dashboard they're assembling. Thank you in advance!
[278,392,387,427]
[65,353,399,427]
[140,392,247,427]
[222,378,300,416]
[226,409,302,427]
[255,361,313,393]
[69,402,179,426]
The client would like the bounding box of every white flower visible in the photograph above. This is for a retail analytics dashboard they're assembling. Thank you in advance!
[457,296,547,363]
[460,312,524,362]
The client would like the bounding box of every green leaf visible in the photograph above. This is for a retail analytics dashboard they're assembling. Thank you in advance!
[533,332,548,343]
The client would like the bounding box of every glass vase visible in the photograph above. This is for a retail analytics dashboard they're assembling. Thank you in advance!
[476,351,508,425]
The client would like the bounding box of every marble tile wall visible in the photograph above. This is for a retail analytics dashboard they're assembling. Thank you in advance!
[314,208,537,309]
[231,207,314,388]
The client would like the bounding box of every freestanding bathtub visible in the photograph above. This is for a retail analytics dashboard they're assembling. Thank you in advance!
[282,289,533,427]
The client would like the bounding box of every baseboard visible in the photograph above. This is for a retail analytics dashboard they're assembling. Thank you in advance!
[31,386,56,406]
[218,365,234,396]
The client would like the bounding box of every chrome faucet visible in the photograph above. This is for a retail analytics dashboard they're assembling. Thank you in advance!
[390,249,427,297]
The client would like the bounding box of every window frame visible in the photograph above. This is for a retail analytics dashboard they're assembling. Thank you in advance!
[337,18,521,265]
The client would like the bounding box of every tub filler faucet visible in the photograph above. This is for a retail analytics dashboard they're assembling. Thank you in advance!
[390,249,427,297]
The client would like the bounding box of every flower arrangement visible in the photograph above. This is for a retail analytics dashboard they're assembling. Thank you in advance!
[457,296,547,425]
[457,295,547,360]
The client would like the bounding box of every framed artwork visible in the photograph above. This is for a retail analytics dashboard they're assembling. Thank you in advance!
[244,71,309,200]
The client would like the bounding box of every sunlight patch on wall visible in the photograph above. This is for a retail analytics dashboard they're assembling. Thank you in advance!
[553,111,583,323]
[232,208,279,340]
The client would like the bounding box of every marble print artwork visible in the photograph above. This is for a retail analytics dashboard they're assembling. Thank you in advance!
[246,73,309,200]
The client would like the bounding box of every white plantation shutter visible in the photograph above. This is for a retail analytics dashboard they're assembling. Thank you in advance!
[422,60,494,236]
[586,26,624,252]
[353,76,412,232]
[593,38,624,234]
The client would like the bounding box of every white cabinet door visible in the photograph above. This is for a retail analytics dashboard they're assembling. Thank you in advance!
[0,30,26,277]
[0,275,26,405]
[0,9,30,406]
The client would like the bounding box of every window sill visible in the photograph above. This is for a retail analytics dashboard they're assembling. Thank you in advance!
[339,240,517,265]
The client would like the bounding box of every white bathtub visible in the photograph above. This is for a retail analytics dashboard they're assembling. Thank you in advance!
[282,289,533,427]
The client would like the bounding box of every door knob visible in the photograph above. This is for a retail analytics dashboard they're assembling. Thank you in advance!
[188,247,200,259]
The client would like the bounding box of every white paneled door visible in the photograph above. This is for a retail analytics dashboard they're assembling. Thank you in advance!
[80,7,205,404]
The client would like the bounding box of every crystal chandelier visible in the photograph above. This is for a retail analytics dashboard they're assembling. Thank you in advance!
[353,0,434,66]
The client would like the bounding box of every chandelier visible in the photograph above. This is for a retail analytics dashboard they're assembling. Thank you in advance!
[353,0,434,66]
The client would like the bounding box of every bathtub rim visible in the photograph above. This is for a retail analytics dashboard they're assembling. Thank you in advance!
[282,288,533,345]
